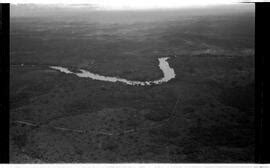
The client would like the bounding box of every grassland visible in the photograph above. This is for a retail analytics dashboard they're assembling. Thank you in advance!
[10,5,255,163]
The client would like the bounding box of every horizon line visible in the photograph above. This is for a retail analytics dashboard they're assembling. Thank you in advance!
[6,0,247,10]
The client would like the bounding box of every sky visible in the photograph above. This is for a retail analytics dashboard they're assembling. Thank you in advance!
[2,0,249,10]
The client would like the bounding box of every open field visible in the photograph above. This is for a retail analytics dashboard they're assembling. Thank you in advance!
[10,4,255,163]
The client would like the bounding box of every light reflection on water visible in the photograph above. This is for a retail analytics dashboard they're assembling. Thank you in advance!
[50,57,175,86]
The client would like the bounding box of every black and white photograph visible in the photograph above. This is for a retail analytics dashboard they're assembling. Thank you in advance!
[1,0,266,165]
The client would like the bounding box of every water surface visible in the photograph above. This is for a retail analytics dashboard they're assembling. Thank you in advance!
[50,57,175,86]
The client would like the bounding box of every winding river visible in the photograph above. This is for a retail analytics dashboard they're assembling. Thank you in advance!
[50,57,175,86]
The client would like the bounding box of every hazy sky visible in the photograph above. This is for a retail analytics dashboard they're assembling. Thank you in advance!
[3,0,247,10]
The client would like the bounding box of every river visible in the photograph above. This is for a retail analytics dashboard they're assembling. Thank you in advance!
[50,57,175,86]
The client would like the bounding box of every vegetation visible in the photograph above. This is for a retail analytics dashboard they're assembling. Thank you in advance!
[10,5,255,163]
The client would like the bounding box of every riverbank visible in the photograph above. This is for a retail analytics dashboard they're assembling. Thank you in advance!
[50,57,175,86]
